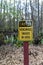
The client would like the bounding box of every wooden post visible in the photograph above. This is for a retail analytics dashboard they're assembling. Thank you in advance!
[23,42,29,65]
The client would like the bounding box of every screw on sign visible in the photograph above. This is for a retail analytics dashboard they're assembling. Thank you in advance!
[18,20,33,65]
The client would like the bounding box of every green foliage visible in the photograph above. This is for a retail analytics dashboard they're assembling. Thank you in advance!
[4,36,23,47]
[4,38,11,44]
[0,33,4,40]
[0,33,4,44]
[41,39,43,44]
[15,40,23,47]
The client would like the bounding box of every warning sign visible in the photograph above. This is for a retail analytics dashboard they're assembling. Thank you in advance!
[18,20,33,41]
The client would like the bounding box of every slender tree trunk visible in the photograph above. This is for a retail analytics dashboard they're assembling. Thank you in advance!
[30,0,33,20]
[0,0,2,20]
[41,4,42,34]
[3,0,6,31]
[38,0,40,34]
[9,0,12,31]
[13,0,15,30]
[25,0,27,20]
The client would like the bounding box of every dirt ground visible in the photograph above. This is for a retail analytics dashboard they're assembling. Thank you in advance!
[0,44,43,65]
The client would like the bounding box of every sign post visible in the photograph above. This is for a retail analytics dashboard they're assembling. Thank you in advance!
[24,42,29,65]
[18,20,33,65]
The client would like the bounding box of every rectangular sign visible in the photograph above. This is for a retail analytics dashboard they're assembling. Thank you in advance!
[18,20,33,41]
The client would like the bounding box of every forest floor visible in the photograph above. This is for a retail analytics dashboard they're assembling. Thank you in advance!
[0,44,43,65]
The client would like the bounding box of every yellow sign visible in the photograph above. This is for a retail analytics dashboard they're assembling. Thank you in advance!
[18,20,33,41]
